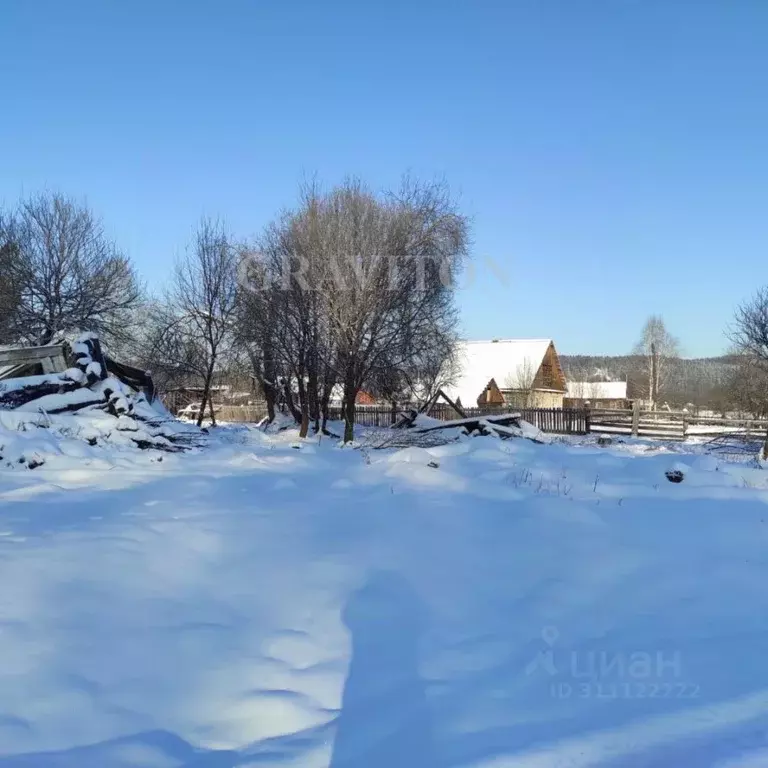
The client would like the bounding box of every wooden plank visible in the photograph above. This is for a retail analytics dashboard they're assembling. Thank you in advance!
[41,355,66,374]
[0,345,67,367]
[638,428,685,436]
[415,412,522,434]
[435,388,467,419]
[688,416,768,427]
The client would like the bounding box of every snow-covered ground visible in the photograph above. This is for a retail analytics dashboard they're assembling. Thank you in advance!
[2,418,768,767]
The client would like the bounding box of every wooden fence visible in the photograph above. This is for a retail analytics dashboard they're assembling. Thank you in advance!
[214,403,588,434]
[215,404,270,423]
[588,408,686,440]
[588,406,768,441]
[200,402,768,442]
[324,404,589,434]
[325,405,400,427]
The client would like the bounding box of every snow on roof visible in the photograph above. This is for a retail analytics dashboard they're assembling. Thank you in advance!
[444,339,553,407]
[566,380,627,400]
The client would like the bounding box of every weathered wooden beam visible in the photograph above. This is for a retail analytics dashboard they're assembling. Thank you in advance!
[0,345,67,368]
[434,388,467,419]
[0,379,82,409]
[414,412,522,435]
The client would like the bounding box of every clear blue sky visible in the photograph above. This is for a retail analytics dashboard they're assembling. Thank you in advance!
[2,1,766,357]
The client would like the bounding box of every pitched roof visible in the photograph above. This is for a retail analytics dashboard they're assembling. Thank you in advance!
[566,381,628,400]
[444,339,554,407]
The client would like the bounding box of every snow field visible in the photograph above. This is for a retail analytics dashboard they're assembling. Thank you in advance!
[1,421,768,766]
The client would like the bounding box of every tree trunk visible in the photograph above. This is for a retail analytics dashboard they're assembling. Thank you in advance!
[283,379,302,424]
[319,381,332,434]
[39,324,54,346]
[308,369,320,434]
[197,391,208,428]
[253,347,277,424]
[197,360,216,428]
[342,372,357,444]
[208,392,217,426]
[297,375,310,439]
[262,377,278,422]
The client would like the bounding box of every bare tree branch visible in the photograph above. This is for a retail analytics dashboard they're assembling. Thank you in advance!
[633,315,680,410]
[3,193,143,347]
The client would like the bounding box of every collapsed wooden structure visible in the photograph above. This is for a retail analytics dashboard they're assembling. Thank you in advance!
[392,388,467,429]
[0,336,198,452]
[392,388,545,443]
[0,344,69,379]
[0,336,155,413]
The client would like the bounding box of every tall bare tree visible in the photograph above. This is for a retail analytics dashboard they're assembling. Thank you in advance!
[154,219,239,427]
[5,193,142,346]
[729,288,768,456]
[238,178,469,442]
[0,218,22,343]
[329,180,468,441]
[633,315,680,410]
[236,252,284,424]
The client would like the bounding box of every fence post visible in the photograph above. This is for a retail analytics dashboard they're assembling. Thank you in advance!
[584,405,591,434]
[632,400,640,437]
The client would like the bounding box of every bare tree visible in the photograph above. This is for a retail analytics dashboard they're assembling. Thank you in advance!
[633,316,680,410]
[725,354,768,418]
[5,193,142,346]
[730,288,768,366]
[236,252,284,424]
[238,206,330,437]
[371,328,461,407]
[237,178,469,442]
[154,219,239,427]
[728,289,768,456]
[323,178,468,442]
[0,218,22,343]
[504,358,537,406]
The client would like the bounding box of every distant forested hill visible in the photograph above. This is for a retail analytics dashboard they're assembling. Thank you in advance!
[559,354,738,407]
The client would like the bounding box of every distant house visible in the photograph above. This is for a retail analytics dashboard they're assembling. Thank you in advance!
[564,380,630,410]
[328,386,377,406]
[445,339,567,409]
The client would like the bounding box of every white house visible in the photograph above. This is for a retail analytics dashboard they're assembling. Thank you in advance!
[565,380,629,408]
[444,339,567,409]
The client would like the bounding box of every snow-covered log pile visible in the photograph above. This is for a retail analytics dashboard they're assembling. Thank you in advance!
[0,335,201,467]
